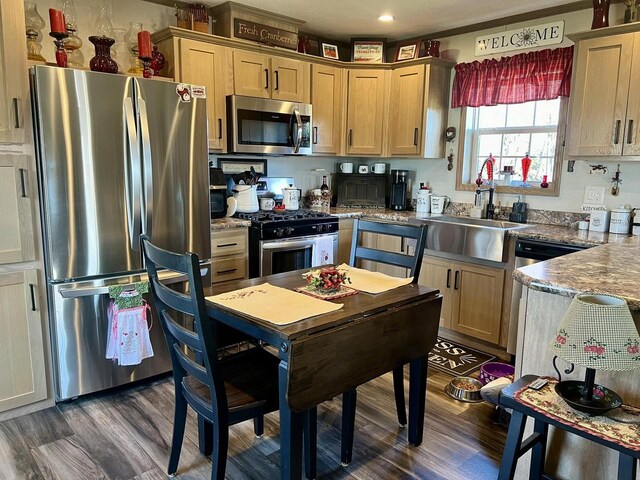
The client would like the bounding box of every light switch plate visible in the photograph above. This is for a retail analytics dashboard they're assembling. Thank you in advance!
[584,185,605,205]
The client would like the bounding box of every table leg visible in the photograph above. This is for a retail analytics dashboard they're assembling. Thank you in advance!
[279,360,303,480]
[341,388,357,466]
[497,410,527,480]
[617,454,637,480]
[529,419,548,479]
[408,356,428,446]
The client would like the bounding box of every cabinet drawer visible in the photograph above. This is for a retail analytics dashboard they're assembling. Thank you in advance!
[211,229,247,258]
[211,256,246,284]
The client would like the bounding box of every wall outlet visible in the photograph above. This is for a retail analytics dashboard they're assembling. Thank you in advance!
[584,185,605,205]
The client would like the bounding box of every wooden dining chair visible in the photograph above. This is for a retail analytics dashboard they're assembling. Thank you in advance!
[141,235,316,479]
[341,219,428,465]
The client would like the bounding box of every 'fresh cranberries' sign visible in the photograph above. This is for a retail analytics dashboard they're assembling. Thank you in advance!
[475,21,565,56]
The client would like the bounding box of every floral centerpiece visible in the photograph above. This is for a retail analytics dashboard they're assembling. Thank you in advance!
[303,267,351,293]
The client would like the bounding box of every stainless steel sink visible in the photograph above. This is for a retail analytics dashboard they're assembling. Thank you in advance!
[409,215,530,262]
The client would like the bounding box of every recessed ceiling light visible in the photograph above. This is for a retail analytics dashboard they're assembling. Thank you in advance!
[378,15,394,22]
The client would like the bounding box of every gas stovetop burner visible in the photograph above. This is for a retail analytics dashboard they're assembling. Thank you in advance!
[235,209,334,223]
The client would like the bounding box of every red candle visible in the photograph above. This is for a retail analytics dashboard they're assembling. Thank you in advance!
[49,9,66,34]
[137,31,152,59]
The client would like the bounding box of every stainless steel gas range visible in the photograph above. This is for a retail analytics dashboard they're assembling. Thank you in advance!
[235,210,339,278]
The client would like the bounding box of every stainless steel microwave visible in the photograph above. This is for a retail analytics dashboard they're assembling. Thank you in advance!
[227,95,312,155]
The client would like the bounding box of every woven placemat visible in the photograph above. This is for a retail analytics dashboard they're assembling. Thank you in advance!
[515,378,640,451]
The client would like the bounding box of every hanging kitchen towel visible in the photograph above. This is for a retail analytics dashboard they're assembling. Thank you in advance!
[106,302,154,366]
[313,235,334,267]
[106,282,154,366]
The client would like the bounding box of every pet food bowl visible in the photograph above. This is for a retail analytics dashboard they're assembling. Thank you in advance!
[444,376,483,403]
[479,362,515,385]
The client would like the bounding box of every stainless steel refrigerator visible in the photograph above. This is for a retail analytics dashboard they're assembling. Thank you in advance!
[31,66,211,401]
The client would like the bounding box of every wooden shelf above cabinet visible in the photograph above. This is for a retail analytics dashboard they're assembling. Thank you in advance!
[151,27,455,70]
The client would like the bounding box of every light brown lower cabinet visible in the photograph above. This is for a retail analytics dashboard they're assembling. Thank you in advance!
[419,255,504,344]
[337,219,354,265]
[0,269,47,413]
[211,228,248,284]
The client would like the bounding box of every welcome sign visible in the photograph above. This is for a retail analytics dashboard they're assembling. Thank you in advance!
[475,21,565,56]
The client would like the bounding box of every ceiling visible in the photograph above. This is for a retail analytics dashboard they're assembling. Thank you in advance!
[208,0,576,41]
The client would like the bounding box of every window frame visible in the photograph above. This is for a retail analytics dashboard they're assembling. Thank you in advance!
[455,97,568,197]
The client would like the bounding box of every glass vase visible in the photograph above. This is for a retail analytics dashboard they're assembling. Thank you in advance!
[24,2,46,62]
[124,22,144,74]
[591,0,611,29]
[89,36,118,74]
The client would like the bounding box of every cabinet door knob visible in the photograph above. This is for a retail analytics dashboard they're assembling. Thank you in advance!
[414,127,419,146]
[274,70,279,91]
[349,129,353,146]
[454,271,459,290]
[264,69,269,90]
[19,168,27,198]
[627,119,634,144]
[446,268,451,288]
[313,126,318,145]
[29,284,37,311]
[218,118,223,140]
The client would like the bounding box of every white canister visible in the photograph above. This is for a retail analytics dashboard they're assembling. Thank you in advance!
[430,195,450,214]
[589,210,610,233]
[609,206,632,234]
[416,189,431,214]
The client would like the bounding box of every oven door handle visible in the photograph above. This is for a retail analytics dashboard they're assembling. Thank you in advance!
[262,239,316,251]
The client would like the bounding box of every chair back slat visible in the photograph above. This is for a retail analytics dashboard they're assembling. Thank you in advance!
[173,344,210,385]
[162,310,201,352]
[349,219,428,281]
[141,234,229,416]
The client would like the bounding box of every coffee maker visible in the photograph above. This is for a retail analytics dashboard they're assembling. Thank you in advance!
[389,169,409,210]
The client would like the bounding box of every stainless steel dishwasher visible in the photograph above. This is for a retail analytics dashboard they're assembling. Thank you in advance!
[508,238,592,353]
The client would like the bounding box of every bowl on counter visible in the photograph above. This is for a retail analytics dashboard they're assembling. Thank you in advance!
[478,362,515,385]
[444,376,483,403]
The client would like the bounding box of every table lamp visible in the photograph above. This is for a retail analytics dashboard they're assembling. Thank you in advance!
[549,293,640,415]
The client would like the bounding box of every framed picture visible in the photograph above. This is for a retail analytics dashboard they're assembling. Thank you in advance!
[394,40,421,62]
[321,42,339,59]
[217,158,268,176]
[351,38,386,63]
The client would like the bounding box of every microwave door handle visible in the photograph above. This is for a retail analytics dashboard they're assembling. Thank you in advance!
[292,108,303,153]
[124,97,141,252]
[138,98,153,240]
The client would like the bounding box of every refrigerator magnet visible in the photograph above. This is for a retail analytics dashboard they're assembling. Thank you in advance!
[191,85,206,98]
[176,84,191,102]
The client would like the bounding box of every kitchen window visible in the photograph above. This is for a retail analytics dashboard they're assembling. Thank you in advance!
[456,98,567,195]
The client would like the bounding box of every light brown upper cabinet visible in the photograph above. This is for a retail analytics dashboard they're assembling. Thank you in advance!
[346,69,387,156]
[568,30,640,157]
[0,156,35,264]
[233,50,310,102]
[0,0,28,144]
[311,64,344,155]
[388,63,449,158]
[179,39,230,151]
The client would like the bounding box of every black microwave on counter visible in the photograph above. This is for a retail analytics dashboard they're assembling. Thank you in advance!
[335,173,386,208]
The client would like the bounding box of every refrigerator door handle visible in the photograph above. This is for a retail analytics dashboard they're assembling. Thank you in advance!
[138,98,154,240]
[57,266,210,298]
[124,97,142,252]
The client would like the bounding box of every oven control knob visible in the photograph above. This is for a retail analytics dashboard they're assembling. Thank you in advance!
[325,224,333,231]
[286,227,294,235]
[275,228,284,237]
[315,224,324,232]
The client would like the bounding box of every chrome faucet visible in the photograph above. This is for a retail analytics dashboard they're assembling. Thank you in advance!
[475,156,496,219]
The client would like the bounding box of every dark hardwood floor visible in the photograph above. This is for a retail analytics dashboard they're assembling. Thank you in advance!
[0,369,507,479]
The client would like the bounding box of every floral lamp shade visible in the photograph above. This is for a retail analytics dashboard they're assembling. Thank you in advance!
[549,293,640,371]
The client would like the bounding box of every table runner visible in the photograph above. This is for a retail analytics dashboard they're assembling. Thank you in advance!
[515,377,640,451]
[206,283,343,325]
[337,264,413,294]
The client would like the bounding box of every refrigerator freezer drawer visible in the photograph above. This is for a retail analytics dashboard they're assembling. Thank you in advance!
[49,280,178,401]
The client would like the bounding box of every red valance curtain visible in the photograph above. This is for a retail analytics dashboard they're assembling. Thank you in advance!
[452,46,574,108]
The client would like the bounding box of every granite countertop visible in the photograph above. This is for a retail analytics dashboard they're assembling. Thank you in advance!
[211,217,251,230]
[513,235,640,309]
